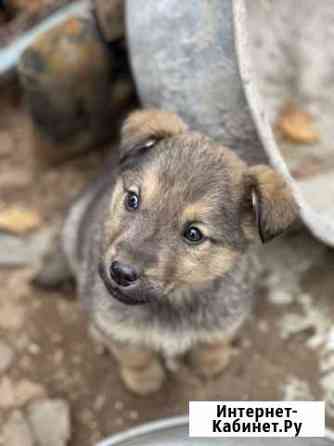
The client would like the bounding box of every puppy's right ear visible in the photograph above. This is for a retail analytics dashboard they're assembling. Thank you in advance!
[120,109,188,163]
[243,165,298,243]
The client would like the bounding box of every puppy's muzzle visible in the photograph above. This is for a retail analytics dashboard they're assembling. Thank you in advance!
[98,261,148,305]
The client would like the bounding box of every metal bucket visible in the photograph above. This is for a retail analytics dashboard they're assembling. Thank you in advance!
[97,416,334,446]
[126,0,334,247]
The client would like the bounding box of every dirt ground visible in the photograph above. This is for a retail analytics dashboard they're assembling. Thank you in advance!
[0,82,334,445]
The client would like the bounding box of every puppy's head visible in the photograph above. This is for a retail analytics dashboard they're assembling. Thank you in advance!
[99,110,298,305]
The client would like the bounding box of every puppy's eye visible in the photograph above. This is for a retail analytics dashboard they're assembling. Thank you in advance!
[125,191,140,211]
[183,226,204,244]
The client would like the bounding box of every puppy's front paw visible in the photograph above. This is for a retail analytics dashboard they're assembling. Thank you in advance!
[189,341,235,379]
[120,359,166,396]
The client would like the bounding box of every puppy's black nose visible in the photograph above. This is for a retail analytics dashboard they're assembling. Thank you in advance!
[110,261,139,287]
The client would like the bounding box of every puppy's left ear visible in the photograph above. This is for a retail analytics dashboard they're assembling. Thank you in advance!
[120,109,188,163]
[244,165,298,243]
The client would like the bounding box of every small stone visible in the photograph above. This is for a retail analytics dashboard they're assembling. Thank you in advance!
[269,289,294,305]
[2,411,34,446]
[28,399,71,446]
[257,320,269,333]
[28,343,41,355]
[0,376,46,410]
[15,380,46,407]
[115,417,124,427]
[0,300,25,331]
[0,170,31,190]
[114,400,124,411]
[128,410,139,421]
[0,229,53,267]
[0,340,15,372]
[0,377,15,409]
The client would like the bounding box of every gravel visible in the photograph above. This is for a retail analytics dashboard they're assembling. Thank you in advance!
[0,378,46,410]
[0,229,53,267]
[2,410,35,446]
[0,340,15,373]
[28,399,71,446]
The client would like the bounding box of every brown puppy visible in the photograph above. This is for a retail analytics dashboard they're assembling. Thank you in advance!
[18,14,134,167]
[40,109,298,395]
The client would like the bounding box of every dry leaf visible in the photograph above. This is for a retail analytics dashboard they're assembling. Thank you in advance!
[0,207,42,234]
[276,102,320,144]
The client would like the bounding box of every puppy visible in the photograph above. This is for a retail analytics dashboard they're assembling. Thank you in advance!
[40,109,298,395]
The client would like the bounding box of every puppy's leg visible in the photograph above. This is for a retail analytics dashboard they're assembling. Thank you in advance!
[89,325,165,395]
[111,342,166,396]
[188,339,234,379]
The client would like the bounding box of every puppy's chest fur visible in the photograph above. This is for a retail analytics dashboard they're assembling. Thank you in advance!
[63,170,258,357]
[92,259,256,357]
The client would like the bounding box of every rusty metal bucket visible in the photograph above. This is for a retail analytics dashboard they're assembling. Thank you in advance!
[126,0,334,247]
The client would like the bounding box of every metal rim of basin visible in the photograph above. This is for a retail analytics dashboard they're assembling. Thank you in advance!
[234,0,334,247]
[97,416,334,445]
[97,415,188,446]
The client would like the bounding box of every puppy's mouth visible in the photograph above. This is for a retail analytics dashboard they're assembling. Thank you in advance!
[98,262,149,306]
[109,284,149,306]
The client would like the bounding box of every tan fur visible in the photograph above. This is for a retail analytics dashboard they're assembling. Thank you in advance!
[90,323,165,394]
[120,109,188,161]
[174,248,239,288]
[120,360,165,396]
[182,201,215,224]
[104,179,125,245]
[142,167,161,202]
[206,249,240,278]
[108,340,165,395]
[122,109,188,143]
[188,339,234,379]
[110,341,158,370]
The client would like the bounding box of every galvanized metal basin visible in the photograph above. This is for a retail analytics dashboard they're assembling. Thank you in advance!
[97,416,334,446]
[126,0,334,246]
